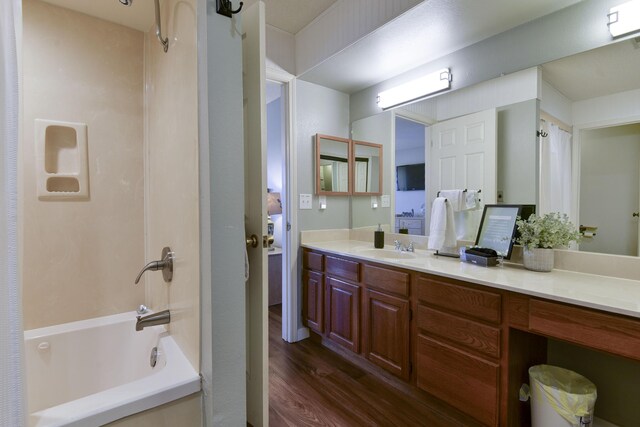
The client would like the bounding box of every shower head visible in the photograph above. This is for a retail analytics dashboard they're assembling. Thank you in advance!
[119,0,133,6]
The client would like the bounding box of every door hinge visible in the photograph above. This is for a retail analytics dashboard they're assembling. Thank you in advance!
[287,222,292,231]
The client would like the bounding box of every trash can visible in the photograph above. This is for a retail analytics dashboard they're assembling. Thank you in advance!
[529,365,597,427]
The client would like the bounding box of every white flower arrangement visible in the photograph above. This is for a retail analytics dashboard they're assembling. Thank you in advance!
[515,212,581,249]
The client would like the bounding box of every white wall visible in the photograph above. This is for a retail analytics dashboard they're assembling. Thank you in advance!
[540,79,573,126]
[351,111,394,228]
[295,80,350,231]
[295,0,421,75]
[573,87,640,127]
[201,4,246,424]
[266,25,295,76]
[497,99,539,205]
[350,0,620,122]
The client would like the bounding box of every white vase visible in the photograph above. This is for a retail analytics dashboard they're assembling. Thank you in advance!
[523,248,554,272]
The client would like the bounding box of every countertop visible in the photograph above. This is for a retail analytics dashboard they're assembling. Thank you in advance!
[302,239,640,319]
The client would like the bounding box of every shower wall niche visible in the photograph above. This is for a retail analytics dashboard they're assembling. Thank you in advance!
[35,119,89,199]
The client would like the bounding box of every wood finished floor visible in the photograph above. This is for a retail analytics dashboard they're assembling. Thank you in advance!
[268,305,483,427]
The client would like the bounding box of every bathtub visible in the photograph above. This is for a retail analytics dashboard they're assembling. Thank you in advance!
[24,311,201,427]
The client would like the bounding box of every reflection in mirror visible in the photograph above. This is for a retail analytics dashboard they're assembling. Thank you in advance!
[539,40,640,257]
[315,134,350,195]
[352,140,382,194]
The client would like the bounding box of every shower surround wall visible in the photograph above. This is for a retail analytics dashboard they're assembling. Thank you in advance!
[22,0,145,330]
[22,0,201,423]
[143,0,200,371]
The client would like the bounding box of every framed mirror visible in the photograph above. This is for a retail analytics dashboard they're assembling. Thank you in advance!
[315,134,351,195]
[352,140,382,195]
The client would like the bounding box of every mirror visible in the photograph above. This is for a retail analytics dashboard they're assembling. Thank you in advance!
[352,140,382,195]
[348,38,640,259]
[315,134,350,195]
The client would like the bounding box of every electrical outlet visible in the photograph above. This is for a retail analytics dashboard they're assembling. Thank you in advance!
[381,195,390,208]
[497,190,504,202]
[371,196,378,209]
[319,196,327,210]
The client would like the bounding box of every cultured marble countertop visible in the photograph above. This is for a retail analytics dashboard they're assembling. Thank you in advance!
[301,240,640,319]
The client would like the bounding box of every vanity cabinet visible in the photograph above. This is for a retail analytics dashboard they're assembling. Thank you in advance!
[301,247,640,426]
[416,275,502,426]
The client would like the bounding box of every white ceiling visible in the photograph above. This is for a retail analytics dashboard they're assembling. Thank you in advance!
[299,0,583,93]
[542,38,640,102]
[243,0,337,34]
[39,0,588,96]
[41,0,155,32]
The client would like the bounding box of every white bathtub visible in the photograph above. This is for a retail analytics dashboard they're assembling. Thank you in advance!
[24,311,200,427]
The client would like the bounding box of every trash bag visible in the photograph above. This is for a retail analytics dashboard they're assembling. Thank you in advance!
[528,365,597,427]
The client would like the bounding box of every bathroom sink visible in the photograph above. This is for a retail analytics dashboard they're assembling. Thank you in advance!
[356,249,417,260]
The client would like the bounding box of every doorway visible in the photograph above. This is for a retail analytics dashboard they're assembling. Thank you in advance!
[266,80,286,321]
[394,116,428,235]
[578,122,640,256]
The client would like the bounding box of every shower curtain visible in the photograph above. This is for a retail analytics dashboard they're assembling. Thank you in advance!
[0,0,25,426]
[540,120,572,216]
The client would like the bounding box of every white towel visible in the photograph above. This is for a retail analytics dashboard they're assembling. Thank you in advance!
[438,190,465,211]
[464,190,480,210]
[428,197,457,250]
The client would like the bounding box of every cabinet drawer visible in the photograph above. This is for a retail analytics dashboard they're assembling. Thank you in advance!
[417,335,499,427]
[363,264,410,297]
[417,305,500,359]
[529,299,640,362]
[417,276,501,324]
[303,251,324,271]
[326,255,360,282]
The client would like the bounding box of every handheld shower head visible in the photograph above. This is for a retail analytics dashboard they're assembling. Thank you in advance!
[119,0,133,6]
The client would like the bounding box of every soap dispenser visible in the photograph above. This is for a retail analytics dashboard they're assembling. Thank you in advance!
[374,224,384,248]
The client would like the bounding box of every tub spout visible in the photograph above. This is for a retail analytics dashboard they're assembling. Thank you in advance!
[136,310,170,331]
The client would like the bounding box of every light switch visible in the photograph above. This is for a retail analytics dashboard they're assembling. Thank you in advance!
[319,196,327,210]
[299,193,312,210]
[371,196,378,209]
[381,195,390,208]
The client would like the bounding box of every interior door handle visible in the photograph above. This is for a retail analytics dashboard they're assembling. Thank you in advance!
[633,212,639,218]
[246,234,259,248]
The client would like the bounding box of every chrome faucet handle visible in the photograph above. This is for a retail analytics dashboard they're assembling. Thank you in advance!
[134,246,173,284]
[394,240,401,250]
[407,241,415,252]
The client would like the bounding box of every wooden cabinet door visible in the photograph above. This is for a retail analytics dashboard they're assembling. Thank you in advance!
[325,277,360,352]
[363,289,410,380]
[303,270,324,333]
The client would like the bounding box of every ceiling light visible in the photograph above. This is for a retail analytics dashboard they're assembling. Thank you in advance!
[376,68,452,110]
[608,0,640,37]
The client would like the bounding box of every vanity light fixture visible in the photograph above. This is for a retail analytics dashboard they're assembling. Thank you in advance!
[376,68,452,110]
[608,0,640,37]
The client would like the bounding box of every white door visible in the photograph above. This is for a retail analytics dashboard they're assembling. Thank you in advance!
[243,2,268,426]
[429,108,497,240]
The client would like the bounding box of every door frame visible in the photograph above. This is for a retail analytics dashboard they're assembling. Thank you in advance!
[266,67,301,342]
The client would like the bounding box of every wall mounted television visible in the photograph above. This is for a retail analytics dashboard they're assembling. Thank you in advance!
[396,163,425,191]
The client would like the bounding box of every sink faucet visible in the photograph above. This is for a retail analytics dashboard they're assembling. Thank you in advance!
[136,310,170,331]
[135,247,174,284]
[394,240,415,252]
